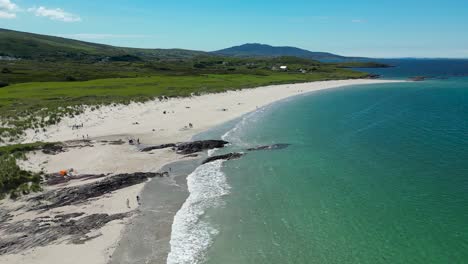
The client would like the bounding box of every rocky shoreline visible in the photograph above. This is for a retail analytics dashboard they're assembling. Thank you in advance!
[0,138,293,257]
[0,139,245,257]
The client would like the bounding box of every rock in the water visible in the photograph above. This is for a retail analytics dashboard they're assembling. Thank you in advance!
[202,152,244,164]
[141,143,176,152]
[183,154,199,158]
[246,144,290,151]
[409,76,427,81]
[176,140,229,154]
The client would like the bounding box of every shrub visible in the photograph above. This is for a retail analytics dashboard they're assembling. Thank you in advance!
[193,63,206,68]
[0,155,42,199]
[1,68,12,74]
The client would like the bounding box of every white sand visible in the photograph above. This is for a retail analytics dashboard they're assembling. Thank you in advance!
[0,79,403,264]
[21,79,402,145]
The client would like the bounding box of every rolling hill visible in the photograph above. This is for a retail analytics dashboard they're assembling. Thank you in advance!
[1,28,370,63]
[0,28,379,85]
[213,43,364,62]
[0,28,206,61]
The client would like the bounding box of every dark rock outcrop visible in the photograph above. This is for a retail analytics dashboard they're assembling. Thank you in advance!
[0,212,131,254]
[409,76,427,81]
[30,172,164,210]
[45,173,109,186]
[366,74,381,79]
[141,140,229,154]
[41,143,64,155]
[100,139,126,145]
[183,154,199,158]
[140,143,176,152]
[202,152,244,164]
[247,144,290,151]
[0,171,174,255]
[176,140,229,154]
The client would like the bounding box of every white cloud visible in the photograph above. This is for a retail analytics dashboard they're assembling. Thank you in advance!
[0,10,15,18]
[59,34,150,40]
[28,6,81,22]
[351,19,366,23]
[0,0,17,11]
[0,0,18,19]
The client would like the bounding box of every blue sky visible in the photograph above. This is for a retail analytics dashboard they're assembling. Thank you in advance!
[1,0,467,58]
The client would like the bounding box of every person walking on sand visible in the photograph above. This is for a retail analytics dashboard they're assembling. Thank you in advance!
[136,195,141,206]
[126,198,130,209]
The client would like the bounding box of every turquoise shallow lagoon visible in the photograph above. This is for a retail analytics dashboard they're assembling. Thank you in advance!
[167,61,468,264]
[200,78,468,264]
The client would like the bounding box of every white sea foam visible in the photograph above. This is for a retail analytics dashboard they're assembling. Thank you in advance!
[168,105,272,264]
[207,148,218,157]
[221,106,269,145]
[167,160,230,264]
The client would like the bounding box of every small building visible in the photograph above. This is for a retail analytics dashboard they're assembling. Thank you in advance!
[280,65,288,70]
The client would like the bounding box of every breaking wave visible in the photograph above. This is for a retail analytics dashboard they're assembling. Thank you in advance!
[166,160,229,264]
[168,105,272,264]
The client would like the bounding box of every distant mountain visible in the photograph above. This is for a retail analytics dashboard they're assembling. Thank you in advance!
[213,43,364,62]
[0,28,206,61]
[0,29,367,63]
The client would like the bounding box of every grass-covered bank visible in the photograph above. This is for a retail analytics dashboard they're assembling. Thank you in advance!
[0,29,380,142]
[0,142,62,199]
[0,71,368,143]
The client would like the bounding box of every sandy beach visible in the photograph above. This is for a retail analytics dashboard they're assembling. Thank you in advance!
[0,79,403,264]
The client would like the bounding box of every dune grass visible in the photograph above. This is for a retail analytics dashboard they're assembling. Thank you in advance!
[0,142,56,199]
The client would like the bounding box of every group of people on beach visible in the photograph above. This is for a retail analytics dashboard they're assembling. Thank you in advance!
[71,123,90,140]
[72,124,84,130]
[128,138,140,145]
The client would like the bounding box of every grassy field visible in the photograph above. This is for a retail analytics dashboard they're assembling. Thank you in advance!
[0,70,367,141]
[0,55,360,84]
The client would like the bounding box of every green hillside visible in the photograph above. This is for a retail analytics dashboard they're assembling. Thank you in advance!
[213,43,366,62]
[0,28,205,61]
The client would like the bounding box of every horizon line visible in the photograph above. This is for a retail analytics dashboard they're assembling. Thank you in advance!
[2,27,468,60]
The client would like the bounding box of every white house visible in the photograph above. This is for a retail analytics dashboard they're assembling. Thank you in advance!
[280,65,288,70]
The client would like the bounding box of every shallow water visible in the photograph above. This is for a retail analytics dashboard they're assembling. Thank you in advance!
[128,60,468,264]
[172,76,468,263]
[111,159,199,264]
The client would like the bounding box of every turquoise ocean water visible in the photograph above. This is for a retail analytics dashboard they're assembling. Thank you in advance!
[167,60,468,264]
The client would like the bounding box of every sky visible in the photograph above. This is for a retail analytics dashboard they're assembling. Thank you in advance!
[1,0,468,58]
